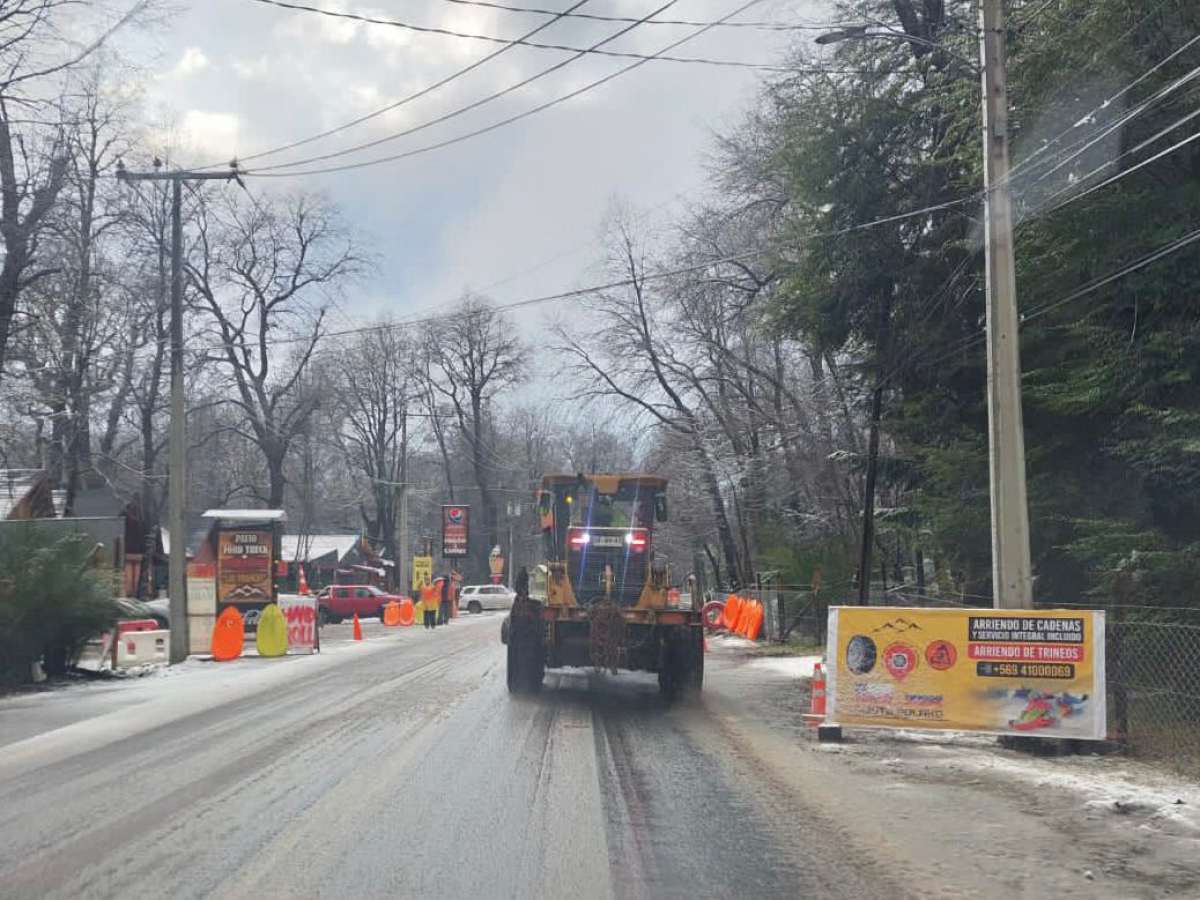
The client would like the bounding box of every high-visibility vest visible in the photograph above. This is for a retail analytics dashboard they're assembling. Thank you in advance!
[420,583,437,609]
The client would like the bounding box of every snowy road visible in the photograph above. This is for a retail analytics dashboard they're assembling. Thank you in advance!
[1,616,1198,899]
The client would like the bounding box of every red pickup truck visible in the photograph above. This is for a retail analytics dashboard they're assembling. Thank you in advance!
[318,584,406,625]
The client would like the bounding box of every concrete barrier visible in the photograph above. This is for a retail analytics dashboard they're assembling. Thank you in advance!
[116,629,169,667]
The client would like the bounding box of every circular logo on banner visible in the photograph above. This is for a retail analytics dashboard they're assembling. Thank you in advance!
[845,635,878,674]
[925,640,958,671]
[447,507,465,524]
[883,642,918,680]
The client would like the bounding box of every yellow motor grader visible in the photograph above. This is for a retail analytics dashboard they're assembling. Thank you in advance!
[504,473,703,699]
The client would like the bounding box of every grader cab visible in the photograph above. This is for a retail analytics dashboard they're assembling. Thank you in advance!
[505,474,703,699]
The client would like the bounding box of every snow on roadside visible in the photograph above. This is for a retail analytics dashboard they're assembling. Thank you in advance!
[854,731,1200,840]
[745,655,824,680]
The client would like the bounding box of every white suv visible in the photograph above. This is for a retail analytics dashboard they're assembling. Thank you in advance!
[460,584,516,613]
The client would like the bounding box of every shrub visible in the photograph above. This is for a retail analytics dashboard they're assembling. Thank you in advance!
[0,527,121,684]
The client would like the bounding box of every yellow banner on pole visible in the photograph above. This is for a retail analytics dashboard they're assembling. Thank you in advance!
[826,607,1106,739]
[412,555,433,591]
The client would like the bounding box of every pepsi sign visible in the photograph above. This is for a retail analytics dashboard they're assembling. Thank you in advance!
[442,504,470,557]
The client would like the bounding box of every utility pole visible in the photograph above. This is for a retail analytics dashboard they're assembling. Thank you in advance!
[116,160,241,663]
[857,290,893,605]
[979,0,1033,609]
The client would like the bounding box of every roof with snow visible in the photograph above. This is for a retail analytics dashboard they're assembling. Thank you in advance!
[201,509,288,522]
[280,533,361,563]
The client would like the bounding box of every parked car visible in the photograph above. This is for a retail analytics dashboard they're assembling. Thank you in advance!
[319,584,405,625]
[460,584,516,614]
[116,596,169,629]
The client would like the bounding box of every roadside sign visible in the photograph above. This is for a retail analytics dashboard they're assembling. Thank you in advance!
[412,555,433,590]
[826,607,1106,740]
[278,594,318,654]
[217,528,273,607]
[441,505,469,558]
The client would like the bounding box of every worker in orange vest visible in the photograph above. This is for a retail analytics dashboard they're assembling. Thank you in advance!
[420,580,438,629]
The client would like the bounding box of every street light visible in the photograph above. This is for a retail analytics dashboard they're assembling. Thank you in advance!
[813,24,980,73]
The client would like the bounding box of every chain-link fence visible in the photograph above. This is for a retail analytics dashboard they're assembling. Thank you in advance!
[733,588,1200,777]
[1098,605,1200,778]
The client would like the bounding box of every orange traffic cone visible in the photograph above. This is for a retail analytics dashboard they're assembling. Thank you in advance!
[803,662,827,726]
[298,564,310,596]
[352,612,363,641]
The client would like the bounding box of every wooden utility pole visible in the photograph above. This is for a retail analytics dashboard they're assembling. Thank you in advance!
[116,160,241,662]
[979,0,1033,609]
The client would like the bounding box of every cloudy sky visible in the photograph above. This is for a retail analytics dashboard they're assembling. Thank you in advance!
[132,0,832,327]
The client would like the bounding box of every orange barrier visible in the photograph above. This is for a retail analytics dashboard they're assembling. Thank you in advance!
[382,601,401,626]
[746,602,764,641]
[211,607,244,661]
[804,662,827,726]
[734,600,747,636]
[727,595,745,632]
[397,598,415,626]
[352,612,363,641]
[722,594,742,631]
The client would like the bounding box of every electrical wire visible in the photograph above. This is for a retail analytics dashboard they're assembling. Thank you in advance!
[185,194,977,356]
[1006,35,1200,187]
[241,0,819,177]
[198,0,595,169]
[254,0,849,31]
[244,0,692,174]
[247,0,816,68]
[1044,119,1200,215]
[885,224,1200,387]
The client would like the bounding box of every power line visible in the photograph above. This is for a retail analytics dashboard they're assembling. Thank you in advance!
[241,0,849,177]
[244,0,693,174]
[1007,35,1200,187]
[255,0,847,31]
[246,0,800,70]
[887,224,1200,387]
[1040,107,1200,214]
[201,0,594,169]
[185,194,976,356]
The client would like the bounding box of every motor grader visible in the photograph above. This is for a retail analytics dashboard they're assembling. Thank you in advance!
[504,473,703,699]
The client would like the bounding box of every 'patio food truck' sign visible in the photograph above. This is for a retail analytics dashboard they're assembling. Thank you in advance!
[217,529,274,607]
[826,607,1106,739]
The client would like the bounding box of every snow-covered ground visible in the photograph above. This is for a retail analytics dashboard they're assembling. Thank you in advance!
[743,654,824,679]
[0,615,497,778]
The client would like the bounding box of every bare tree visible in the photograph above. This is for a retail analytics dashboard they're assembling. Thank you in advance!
[425,295,523,578]
[0,0,155,376]
[339,321,414,566]
[554,220,749,586]
[188,189,365,508]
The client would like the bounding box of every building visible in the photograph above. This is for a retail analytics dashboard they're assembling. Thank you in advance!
[278,533,394,589]
[0,469,163,597]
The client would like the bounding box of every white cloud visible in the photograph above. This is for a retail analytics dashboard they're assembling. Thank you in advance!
[232,55,270,80]
[178,110,240,159]
[276,1,359,46]
[173,47,210,78]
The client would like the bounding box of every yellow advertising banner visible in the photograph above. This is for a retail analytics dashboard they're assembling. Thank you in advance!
[412,555,433,591]
[826,607,1106,740]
